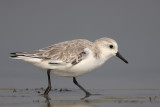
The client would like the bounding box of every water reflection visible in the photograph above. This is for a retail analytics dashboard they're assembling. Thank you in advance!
[42,97,96,107]
[43,102,96,107]
[1,88,160,107]
[40,93,160,107]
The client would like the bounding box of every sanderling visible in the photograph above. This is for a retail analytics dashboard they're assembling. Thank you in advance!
[10,37,128,97]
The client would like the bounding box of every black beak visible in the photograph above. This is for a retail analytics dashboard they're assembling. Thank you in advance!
[116,52,128,64]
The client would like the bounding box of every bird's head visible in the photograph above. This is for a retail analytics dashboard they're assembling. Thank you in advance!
[95,37,128,64]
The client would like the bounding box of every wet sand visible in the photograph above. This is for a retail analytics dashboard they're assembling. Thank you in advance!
[0,88,160,107]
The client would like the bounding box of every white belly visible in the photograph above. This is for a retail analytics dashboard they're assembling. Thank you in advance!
[51,54,105,77]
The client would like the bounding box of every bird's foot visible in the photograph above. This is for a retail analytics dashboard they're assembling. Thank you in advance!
[81,93,101,100]
[39,94,51,100]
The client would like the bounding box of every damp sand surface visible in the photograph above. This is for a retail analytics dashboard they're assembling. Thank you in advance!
[0,88,160,107]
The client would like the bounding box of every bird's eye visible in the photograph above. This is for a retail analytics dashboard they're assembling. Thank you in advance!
[109,45,113,49]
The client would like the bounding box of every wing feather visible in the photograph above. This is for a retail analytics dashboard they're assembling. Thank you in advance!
[11,39,94,65]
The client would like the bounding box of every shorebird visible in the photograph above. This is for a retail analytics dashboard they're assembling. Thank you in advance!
[10,37,128,97]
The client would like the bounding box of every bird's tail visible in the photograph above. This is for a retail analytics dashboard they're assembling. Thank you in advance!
[10,52,26,59]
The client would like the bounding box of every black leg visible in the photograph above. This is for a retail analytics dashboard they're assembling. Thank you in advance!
[73,77,91,97]
[44,69,52,95]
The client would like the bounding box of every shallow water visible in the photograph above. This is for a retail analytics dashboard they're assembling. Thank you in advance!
[0,88,160,107]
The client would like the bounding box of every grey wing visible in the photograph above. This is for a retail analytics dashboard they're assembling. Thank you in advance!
[11,40,91,65]
[44,42,89,65]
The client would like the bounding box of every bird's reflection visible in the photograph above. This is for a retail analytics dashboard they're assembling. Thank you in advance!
[40,94,90,101]
[43,102,96,107]
[41,95,96,107]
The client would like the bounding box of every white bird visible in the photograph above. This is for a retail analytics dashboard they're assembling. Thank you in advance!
[10,37,128,97]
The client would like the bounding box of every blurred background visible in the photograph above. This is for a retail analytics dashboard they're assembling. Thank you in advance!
[0,0,160,89]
